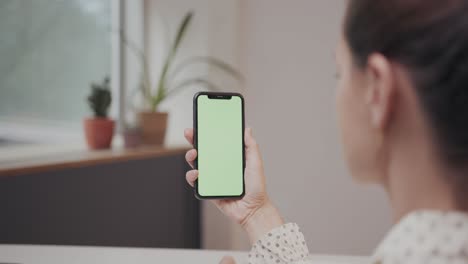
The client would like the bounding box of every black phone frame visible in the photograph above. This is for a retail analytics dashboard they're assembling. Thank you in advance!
[192,91,246,200]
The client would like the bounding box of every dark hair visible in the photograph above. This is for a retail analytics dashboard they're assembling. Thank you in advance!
[345,0,468,208]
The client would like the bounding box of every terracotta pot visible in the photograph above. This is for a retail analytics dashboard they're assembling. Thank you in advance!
[138,111,168,146]
[83,118,115,150]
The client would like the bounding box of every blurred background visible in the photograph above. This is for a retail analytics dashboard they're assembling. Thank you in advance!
[0,0,391,257]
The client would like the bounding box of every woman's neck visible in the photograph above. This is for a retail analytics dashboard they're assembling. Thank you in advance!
[381,81,458,222]
[384,136,458,223]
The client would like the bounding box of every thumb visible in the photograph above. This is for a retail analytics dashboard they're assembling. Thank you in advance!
[219,256,236,264]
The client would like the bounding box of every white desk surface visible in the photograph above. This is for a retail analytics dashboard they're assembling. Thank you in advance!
[0,245,369,264]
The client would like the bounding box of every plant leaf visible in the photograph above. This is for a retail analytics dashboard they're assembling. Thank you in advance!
[117,29,153,103]
[169,56,244,85]
[172,12,193,55]
[117,29,145,62]
[165,78,222,100]
[155,11,194,104]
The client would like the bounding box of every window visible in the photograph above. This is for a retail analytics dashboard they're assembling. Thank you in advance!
[0,0,116,145]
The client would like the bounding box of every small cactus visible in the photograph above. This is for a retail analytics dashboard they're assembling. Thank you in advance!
[88,77,112,118]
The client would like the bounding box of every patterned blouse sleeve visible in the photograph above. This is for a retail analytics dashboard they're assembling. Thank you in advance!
[248,223,311,264]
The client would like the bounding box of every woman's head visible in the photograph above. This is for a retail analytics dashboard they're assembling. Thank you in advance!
[336,0,468,208]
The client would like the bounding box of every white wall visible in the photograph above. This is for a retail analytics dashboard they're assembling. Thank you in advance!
[142,0,392,255]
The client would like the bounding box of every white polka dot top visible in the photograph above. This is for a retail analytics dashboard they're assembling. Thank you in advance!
[248,211,468,264]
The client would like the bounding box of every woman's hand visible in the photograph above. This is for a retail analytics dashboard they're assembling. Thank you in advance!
[184,127,284,243]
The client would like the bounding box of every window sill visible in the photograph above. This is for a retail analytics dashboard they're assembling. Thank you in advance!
[0,144,189,177]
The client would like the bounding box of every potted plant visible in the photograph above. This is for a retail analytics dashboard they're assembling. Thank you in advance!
[120,11,243,146]
[84,77,115,150]
[122,123,142,149]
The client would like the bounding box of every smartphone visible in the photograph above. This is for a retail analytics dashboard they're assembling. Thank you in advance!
[193,92,245,199]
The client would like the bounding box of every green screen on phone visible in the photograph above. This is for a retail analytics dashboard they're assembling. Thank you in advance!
[196,94,244,197]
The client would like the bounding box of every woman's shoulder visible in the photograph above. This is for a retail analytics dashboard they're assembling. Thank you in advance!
[373,210,468,263]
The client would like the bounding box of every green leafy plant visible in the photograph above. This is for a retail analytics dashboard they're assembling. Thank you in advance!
[120,11,243,112]
[87,77,112,118]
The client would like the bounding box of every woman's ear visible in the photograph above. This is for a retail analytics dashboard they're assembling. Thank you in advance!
[364,53,396,131]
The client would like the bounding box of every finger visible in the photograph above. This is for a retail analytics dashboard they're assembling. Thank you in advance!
[219,256,236,264]
[245,127,262,163]
[185,149,197,168]
[185,170,199,187]
[245,127,256,148]
[184,128,194,145]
